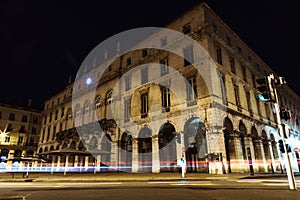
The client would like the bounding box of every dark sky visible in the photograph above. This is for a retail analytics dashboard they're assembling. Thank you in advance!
[0,0,299,108]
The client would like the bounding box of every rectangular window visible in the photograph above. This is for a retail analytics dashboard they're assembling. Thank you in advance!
[53,126,56,140]
[141,67,148,84]
[55,110,58,120]
[183,45,194,67]
[160,58,169,76]
[0,111,2,119]
[126,57,131,66]
[46,127,51,141]
[18,136,23,144]
[220,77,227,105]
[32,127,36,134]
[125,75,131,91]
[59,123,63,131]
[142,49,148,58]
[124,99,131,122]
[7,124,13,132]
[182,23,191,34]
[5,136,10,143]
[187,77,197,106]
[252,74,256,88]
[22,115,27,122]
[216,46,223,65]
[61,107,65,118]
[246,91,252,114]
[161,37,167,47]
[229,56,235,74]
[234,84,241,110]
[20,125,26,133]
[44,116,47,125]
[49,113,52,122]
[9,113,15,121]
[161,87,171,112]
[241,65,247,81]
[29,137,35,146]
[33,116,38,124]
[141,93,148,118]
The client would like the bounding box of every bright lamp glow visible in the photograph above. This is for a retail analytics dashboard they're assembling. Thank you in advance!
[86,77,92,85]
[258,93,268,102]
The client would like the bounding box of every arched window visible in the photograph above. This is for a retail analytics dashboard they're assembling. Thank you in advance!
[82,100,90,124]
[106,90,113,119]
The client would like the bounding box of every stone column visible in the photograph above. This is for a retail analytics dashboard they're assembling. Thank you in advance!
[229,131,242,172]
[110,141,118,171]
[57,156,61,171]
[252,139,265,172]
[131,138,139,173]
[152,135,160,173]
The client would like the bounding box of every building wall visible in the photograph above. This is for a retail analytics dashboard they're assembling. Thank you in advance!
[37,2,300,174]
[0,103,42,163]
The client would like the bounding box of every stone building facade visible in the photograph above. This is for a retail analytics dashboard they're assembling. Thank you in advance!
[0,102,42,165]
[37,2,300,174]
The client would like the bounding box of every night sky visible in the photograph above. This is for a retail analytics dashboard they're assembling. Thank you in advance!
[1,0,299,109]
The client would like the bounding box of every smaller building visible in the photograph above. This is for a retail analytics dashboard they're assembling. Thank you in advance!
[0,101,42,167]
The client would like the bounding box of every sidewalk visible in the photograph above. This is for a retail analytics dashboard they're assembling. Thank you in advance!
[0,172,296,182]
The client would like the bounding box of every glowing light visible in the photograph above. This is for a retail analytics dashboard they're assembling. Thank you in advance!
[86,77,92,85]
[258,93,268,102]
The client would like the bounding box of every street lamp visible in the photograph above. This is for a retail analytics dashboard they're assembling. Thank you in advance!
[0,124,11,144]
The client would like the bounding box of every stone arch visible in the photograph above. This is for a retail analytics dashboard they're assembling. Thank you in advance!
[105,90,113,119]
[270,133,279,160]
[74,104,82,126]
[82,100,91,125]
[238,121,247,162]
[138,127,152,172]
[184,117,207,173]
[223,117,234,173]
[251,126,264,171]
[120,131,132,172]
[56,144,60,150]
[158,122,176,172]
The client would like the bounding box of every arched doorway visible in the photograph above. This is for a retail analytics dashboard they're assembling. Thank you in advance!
[159,122,176,172]
[184,117,207,173]
[120,132,132,172]
[262,130,272,172]
[101,134,112,170]
[138,127,152,172]
[223,117,234,173]
[251,126,264,171]
[238,121,247,164]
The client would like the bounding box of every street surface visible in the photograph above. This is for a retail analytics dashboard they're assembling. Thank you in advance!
[1,177,300,200]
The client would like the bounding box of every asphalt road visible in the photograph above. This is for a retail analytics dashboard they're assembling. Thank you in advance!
[1,178,300,200]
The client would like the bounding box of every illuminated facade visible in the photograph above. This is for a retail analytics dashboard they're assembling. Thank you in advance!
[37,2,300,174]
[0,102,42,165]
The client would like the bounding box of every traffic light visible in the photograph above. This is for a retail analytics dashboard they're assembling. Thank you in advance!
[278,139,285,153]
[286,144,292,153]
[256,75,275,102]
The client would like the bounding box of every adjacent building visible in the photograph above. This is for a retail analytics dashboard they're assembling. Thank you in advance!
[37,2,300,174]
[0,101,42,166]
